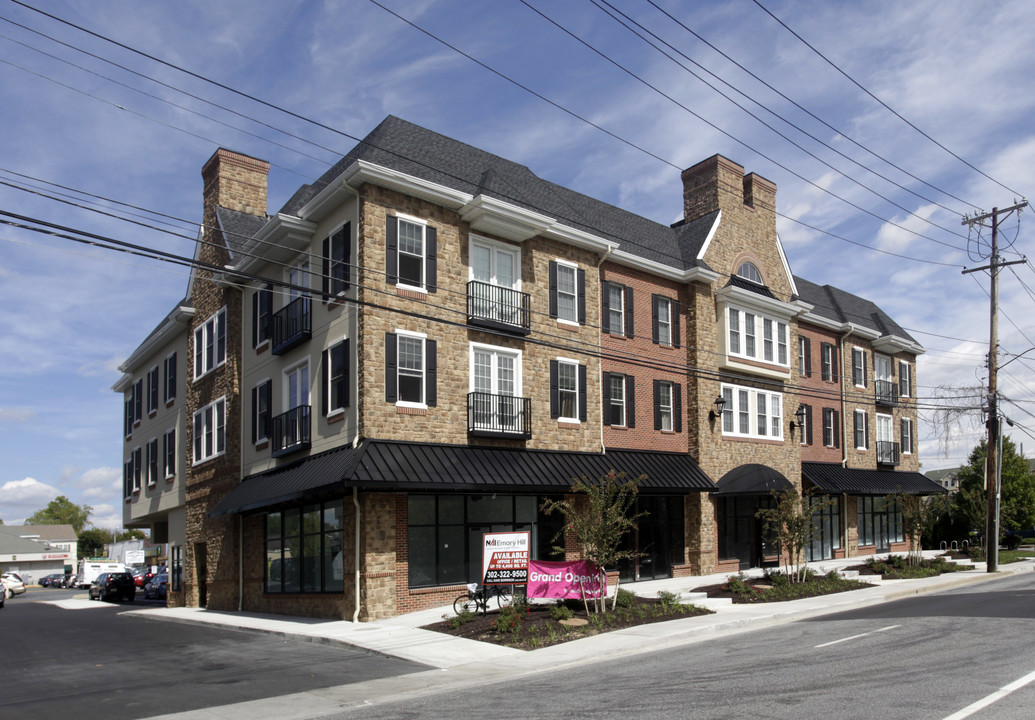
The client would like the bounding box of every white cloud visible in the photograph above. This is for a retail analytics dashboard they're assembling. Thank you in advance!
[0,477,63,525]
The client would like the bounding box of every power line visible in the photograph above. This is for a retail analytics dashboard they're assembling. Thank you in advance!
[752,0,1024,199]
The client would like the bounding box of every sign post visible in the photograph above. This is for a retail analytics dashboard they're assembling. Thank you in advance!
[481,532,529,585]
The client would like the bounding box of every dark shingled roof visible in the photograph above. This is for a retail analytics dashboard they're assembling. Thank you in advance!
[217,207,268,261]
[794,275,916,343]
[803,462,947,496]
[274,116,715,272]
[210,440,715,517]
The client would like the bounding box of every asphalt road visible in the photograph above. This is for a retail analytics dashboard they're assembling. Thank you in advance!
[337,572,1035,720]
[1,587,426,720]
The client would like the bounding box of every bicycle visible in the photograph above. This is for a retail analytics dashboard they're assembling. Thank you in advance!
[453,583,520,615]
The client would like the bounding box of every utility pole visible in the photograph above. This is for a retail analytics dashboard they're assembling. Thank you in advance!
[962,201,1027,572]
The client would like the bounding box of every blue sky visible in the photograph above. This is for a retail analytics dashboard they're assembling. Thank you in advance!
[1,0,1033,528]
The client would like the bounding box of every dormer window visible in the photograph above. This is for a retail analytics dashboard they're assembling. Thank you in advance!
[737,262,763,284]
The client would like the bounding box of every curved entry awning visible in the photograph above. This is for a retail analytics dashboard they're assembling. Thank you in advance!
[714,464,793,496]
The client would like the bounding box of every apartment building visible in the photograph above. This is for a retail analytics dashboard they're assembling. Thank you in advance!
[117,116,942,619]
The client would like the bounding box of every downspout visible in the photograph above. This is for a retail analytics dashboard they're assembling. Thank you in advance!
[238,516,243,612]
[353,486,361,624]
[597,245,614,454]
[838,329,852,555]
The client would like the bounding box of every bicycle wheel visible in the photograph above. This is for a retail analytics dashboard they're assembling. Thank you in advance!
[494,586,520,609]
[453,594,479,615]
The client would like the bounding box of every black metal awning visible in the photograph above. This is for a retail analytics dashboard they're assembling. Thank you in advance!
[209,440,716,517]
[802,462,948,496]
[713,464,794,496]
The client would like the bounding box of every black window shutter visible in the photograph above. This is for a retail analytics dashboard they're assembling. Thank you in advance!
[548,261,558,318]
[806,405,813,445]
[672,300,681,348]
[321,348,329,417]
[577,268,586,325]
[322,236,330,300]
[252,291,258,347]
[805,338,812,377]
[653,380,662,430]
[601,283,612,334]
[549,360,559,418]
[651,295,660,344]
[863,354,868,388]
[624,285,634,338]
[385,333,397,403]
[627,376,636,428]
[343,339,351,409]
[674,382,682,433]
[426,226,437,293]
[386,216,398,284]
[578,364,587,422]
[426,339,437,406]
[251,386,258,444]
[602,372,612,426]
[261,381,271,440]
[864,412,870,448]
[834,410,840,448]
[832,347,839,382]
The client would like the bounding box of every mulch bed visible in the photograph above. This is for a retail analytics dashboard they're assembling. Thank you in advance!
[422,596,713,651]
[689,573,874,603]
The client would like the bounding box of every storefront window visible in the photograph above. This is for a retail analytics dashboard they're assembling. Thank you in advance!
[857,496,904,548]
[407,494,557,588]
[804,495,841,562]
[265,500,345,594]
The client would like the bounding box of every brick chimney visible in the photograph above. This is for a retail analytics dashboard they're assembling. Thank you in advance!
[201,148,270,223]
[681,154,776,222]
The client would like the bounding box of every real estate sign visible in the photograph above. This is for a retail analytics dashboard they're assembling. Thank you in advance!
[526,559,605,599]
[481,532,529,585]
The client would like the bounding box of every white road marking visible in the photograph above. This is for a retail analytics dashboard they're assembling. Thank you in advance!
[942,668,1035,720]
[815,624,900,648]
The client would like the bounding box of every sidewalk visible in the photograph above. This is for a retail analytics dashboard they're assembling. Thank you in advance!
[132,553,1033,720]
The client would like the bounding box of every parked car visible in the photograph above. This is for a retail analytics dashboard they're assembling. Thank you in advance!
[0,577,5,608]
[143,573,168,600]
[2,573,26,598]
[89,572,136,602]
[39,573,66,587]
[62,574,78,588]
[133,569,154,588]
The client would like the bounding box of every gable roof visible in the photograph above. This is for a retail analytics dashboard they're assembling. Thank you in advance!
[9,524,78,542]
[794,275,918,345]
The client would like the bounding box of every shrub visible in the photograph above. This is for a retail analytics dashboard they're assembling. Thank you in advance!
[549,603,575,621]
[657,590,680,611]
[448,608,475,629]
[1004,534,1023,551]
[724,573,751,596]
[615,588,635,608]
[763,569,790,587]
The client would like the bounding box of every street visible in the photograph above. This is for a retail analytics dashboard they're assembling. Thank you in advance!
[336,572,1035,720]
[0,587,425,720]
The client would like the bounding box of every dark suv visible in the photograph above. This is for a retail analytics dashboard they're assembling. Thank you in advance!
[89,572,136,602]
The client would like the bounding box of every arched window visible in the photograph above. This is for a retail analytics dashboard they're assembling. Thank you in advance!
[737,262,763,284]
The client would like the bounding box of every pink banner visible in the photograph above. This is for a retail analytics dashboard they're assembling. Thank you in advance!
[526,559,606,599]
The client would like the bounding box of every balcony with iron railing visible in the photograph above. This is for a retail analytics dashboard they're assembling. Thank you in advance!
[272,296,311,355]
[874,380,898,406]
[271,405,311,458]
[876,440,901,466]
[466,281,531,335]
[468,392,531,438]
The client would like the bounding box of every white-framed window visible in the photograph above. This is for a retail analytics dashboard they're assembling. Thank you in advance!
[470,235,521,324]
[821,343,838,382]
[388,330,431,408]
[737,261,763,284]
[604,373,629,427]
[397,215,427,290]
[287,258,310,299]
[876,413,894,457]
[727,307,789,367]
[133,378,143,424]
[549,357,583,422]
[324,339,349,417]
[162,428,176,479]
[603,282,629,336]
[285,361,310,412]
[656,380,674,432]
[551,260,582,325]
[652,295,678,347]
[163,352,177,404]
[852,347,867,388]
[146,438,158,487]
[252,284,273,348]
[470,343,522,432]
[146,366,159,414]
[194,307,227,379]
[854,409,869,450]
[132,446,142,492]
[720,383,784,440]
[325,223,350,297]
[901,417,914,454]
[798,336,811,377]
[192,397,226,464]
[822,407,839,448]
[251,379,272,444]
[899,361,912,398]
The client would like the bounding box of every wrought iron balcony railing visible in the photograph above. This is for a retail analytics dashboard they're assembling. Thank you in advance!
[466,281,531,335]
[874,379,898,406]
[271,405,311,458]
[467,392,531,438]
[876,440,901,466]
[272,296,311,355]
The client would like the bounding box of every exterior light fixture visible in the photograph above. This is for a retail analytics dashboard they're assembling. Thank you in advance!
[789,404,807,431]
[709,395,726,421]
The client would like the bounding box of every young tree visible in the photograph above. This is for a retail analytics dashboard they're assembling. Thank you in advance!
[955,437,1035,543]
[756,487,835,583]
[541,470,646,613]
[890,491,928,566]
[25,496,92,535]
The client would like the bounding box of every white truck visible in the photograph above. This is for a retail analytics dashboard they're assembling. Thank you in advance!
[76,560,126,589]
